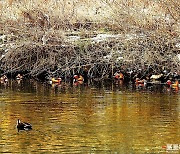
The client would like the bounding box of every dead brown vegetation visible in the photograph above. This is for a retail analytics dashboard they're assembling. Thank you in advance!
[0,0,179,79]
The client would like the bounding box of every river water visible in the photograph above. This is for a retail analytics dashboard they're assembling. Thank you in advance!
[0,80,179,153]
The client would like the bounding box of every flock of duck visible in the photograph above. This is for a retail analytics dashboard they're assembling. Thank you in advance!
[13,72,179,131]
[0,71,180,90]
[0,70,179,132]
[134,74,179,89]
[47,72,180,91]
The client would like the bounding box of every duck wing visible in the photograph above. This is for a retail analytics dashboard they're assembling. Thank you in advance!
[23,122,32,128]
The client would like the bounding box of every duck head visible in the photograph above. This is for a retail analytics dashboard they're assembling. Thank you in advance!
[57,78,62,82]
[166,80,172,86]
[74,75,78,79]
[17,119,21,125]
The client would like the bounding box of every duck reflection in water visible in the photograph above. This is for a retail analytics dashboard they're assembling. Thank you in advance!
[16,119,32,131]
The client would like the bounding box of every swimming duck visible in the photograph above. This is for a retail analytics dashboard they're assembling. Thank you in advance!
[135,78,147,87]
[166,80,172,86]
[73,75,84,82]
[166,80,179,91]
[171,80,179,89]
[16,119,32,130]
[135,78,144,84]
[73,75,84,85]
[114,72,124,80]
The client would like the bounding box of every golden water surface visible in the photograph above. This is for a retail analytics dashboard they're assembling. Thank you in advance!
[0,80,179,153]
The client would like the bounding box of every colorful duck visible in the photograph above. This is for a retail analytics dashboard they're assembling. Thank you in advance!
[135,78,144,84]
[114,72,124,80]
[166,80,172,86]
[74,75,84,82]
[166,80,179,90]
[73,75,84,85]
[171,80,179,89]
[135,78,147,87]
[51,77,62,84]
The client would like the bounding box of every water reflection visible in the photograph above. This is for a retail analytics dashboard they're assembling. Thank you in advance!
[0,80,179,153]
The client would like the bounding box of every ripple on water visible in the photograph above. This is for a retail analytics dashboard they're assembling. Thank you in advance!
[0,80,179,153]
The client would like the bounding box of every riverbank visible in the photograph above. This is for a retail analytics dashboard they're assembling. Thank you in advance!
[0,0,180,81]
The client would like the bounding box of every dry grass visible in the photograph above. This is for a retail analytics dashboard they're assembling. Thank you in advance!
[0,0,179,31]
